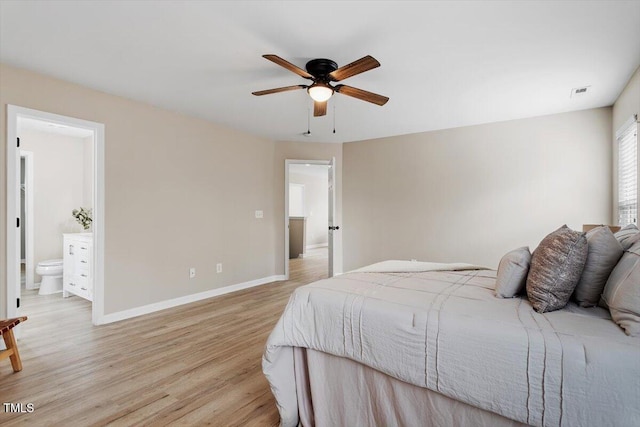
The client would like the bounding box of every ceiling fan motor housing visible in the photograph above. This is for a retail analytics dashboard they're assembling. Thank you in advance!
[305,58,338,80]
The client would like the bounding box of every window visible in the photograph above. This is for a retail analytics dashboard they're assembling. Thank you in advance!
[618,115,639,226]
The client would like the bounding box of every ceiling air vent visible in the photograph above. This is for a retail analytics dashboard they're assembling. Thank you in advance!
[570,86,590,98]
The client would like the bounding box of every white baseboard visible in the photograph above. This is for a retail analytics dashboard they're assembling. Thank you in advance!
[96,274,286,325]
[306,243,328,250]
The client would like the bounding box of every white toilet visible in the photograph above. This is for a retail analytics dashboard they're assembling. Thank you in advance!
[36,259,64,295]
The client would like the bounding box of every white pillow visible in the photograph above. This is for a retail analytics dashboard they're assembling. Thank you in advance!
[573,226,623,307]
[614,224,639,250]
[601,240,640,336]
[495,247,531,298]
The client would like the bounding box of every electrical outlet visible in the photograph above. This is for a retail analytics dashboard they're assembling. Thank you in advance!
[189,267,196,279]
[216,263,222,273]
[255,210,263,219]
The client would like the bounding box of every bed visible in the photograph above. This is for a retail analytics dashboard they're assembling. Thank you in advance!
[263,260,640,427]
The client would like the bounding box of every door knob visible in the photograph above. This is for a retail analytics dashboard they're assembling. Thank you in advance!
[329,226,340,231]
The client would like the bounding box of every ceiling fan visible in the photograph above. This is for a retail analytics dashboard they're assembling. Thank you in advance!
[252,54,389,117]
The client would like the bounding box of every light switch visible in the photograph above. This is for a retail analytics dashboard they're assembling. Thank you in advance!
[255,210,264,219]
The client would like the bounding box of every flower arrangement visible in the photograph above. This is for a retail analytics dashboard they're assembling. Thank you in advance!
[72,207,92,231]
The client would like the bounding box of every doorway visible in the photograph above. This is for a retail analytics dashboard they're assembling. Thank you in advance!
[284,159,337,280]
[20,151,35,290]
[6,105,105,325]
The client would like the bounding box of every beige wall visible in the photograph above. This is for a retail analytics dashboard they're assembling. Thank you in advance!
[613,66,640,132]
[612,66,640,222]
[274,142,343,274]
[343,108,613,271]
[290,169,329,247]
[21,130,88,282]
[1,63,342,318]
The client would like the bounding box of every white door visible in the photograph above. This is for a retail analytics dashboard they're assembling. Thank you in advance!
[6,127,22,325]
[328,157,337,277]
[21,151,35,290]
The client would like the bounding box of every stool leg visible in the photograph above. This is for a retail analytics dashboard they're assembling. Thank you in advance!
[2,330,23,372]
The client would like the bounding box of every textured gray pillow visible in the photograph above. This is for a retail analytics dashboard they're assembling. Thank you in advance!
[495,247,531,298]
[614,224,639,250]
[601,240,640,336]
[573,226,624,307]
[526,225,588,313]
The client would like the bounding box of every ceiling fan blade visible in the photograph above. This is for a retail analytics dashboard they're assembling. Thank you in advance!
[329,55,380,81]
[314,101,327,117]
[335,84,389,106]
[252,85,307,96]
[263,54,314,79]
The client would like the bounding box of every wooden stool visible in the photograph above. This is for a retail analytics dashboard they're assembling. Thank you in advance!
[0,317,27,372]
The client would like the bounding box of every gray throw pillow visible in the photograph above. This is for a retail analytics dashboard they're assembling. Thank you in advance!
[495,247,531,298]
[573,226,624,307]
[614,224,639,250]
[526,225,588,313]
[601,240,640,336]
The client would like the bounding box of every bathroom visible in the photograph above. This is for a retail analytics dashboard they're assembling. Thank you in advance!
[18,117,94,313]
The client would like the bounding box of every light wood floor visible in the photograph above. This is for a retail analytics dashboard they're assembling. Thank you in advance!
[0,248,328,426]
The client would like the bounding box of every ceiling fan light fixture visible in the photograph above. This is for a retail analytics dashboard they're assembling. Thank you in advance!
[307,83,334,102]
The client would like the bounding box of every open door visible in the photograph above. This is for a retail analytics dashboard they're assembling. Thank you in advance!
[7,121,21,321]
[20,152,35,290]
[328,157,337,278]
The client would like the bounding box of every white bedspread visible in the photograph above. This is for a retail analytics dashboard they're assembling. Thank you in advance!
[350,259,487,273]
[263,261,640,427]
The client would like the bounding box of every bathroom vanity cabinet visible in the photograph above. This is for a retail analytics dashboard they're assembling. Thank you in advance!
[63,233,93,302]
[289,216,307,259]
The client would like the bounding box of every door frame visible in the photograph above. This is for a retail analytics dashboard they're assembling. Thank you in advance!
[284,158,335,279]
[6,105,106,325]
[20,150,35,289]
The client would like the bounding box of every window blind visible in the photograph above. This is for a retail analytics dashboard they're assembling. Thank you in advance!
[618,115,639,226]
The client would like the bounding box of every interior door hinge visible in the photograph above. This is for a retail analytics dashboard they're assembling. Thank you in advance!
[17,218,20,228]
[17,137,20,148]
[17,298,20,308]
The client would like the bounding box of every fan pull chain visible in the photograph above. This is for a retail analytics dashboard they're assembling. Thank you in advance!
[333,105,336,134]
[304,107,311,136]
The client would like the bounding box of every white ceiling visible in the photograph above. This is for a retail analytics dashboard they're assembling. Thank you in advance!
[1,1,639,143]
